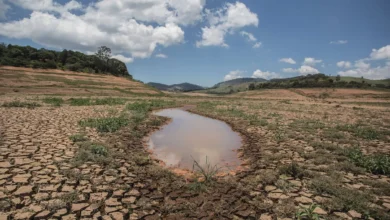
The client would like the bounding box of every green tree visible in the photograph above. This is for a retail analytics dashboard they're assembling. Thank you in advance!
[336,75,341,81]
[96,46,111,62]
[248,83,255,90]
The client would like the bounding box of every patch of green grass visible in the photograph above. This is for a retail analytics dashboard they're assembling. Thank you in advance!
[192,156,220,183]
[126,100,176,113]
[346,147,390,176]
[296,203,324,220]
[73,142,112,166]
[70,97,126,106]
[279,162,308,179]
[310,175,374,215]
[289,119,325,131]
[336,124,383,140]
[69,133,88,142]
[2,101,41,109]
[43,97,64,106]
[79,117,129,132]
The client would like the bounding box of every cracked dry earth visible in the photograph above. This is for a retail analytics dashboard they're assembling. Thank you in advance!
[0,105,137,219]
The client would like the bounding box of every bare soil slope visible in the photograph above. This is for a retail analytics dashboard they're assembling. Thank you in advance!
[0,66,160,96]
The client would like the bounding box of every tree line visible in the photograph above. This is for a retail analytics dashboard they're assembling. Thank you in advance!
[0,44,131,78]
[248,74,390,90]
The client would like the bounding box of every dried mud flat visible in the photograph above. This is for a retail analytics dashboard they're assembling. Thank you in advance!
[1,82,390,219]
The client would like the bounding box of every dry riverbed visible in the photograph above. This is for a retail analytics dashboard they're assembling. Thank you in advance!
[0,90,390,219]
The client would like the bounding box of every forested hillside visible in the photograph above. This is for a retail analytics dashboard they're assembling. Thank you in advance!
[0,44,131,78]
[249,74,390,90]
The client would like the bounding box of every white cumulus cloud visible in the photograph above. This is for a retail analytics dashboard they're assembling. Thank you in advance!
[337,45,390,79]
[253,42,262,48]
[330,40,348,45]
[252,69,280,80]
[196,2,258,48]
[155,53,168,58]
[0,0,208,61]
[282,65,320,75]
[111,54,134,63]
[303,57,322,66]
[336,61,351,69]
[224,70,244,81]
[370,45,390,60]
[279,58,296,64]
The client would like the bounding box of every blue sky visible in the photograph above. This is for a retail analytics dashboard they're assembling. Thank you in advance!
[0,0,389,86]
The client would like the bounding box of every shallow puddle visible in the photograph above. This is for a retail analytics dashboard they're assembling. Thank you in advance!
[147,108,242,171]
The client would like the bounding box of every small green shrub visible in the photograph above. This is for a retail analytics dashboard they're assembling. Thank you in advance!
[336,124,382,140]
[91,144,108,156]
[279,162,307,179]
[296,203,323,220]
[69,133,88,142]
[43,97,64,106]
[346,147,390,176]
[192,156,220,183]
[2,101,41,109]
[73,142,111,165]
[79,117,129,132]
[70,97,126,106]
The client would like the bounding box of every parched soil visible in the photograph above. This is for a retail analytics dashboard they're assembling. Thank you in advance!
[0,66,160,95]
[1,71,390,219]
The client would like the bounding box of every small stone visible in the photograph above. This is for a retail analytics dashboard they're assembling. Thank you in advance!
[267,193,282,199]
[294,196,313,204]
[313,207,327,215]
[14,186,33,196]
[265,185,277,192]
[62,214,77,220]
[334,212,352,219]
[382,203,390,210]
[0,213,10,220]
[71,203,89,212]
[105,198,121,206]
[348,210,362,218]
[110,212,123,220]
[126,189,140,197]
[259,213,272,220]
[14,211,34,220]
[53,208,68,217]
[35,210,51,219]
[122,197,136,204]
[0,174,12,180]
[0,162,11,168]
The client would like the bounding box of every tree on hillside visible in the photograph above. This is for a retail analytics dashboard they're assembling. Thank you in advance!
[336,75,341,81]
[96,46,111,62]
[248,83,255,90]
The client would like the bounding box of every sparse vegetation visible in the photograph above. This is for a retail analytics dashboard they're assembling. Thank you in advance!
[70,97,126,106]
[43,97,64,106]
[69,133,88,142]
[73,142,112,166]
[296,204,323,220]
[79,116,129,132]
[346,147,390,176]
[2,100,41,108]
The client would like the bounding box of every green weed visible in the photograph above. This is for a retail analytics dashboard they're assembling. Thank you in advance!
[43,97,64,106]
[346,147,390,176]
[69,133,88,142]
[2,101,41,108]
[79,117,129,132]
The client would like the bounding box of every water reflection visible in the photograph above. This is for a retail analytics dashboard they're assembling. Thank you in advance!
[147,108,242,170]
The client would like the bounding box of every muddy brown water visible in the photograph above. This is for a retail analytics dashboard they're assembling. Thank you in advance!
[147,108,242,171]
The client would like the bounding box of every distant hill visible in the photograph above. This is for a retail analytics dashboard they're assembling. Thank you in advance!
[200,78,267,94]
[254,74,390,89]
[0,43,131,78]
[147,82,204,92]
